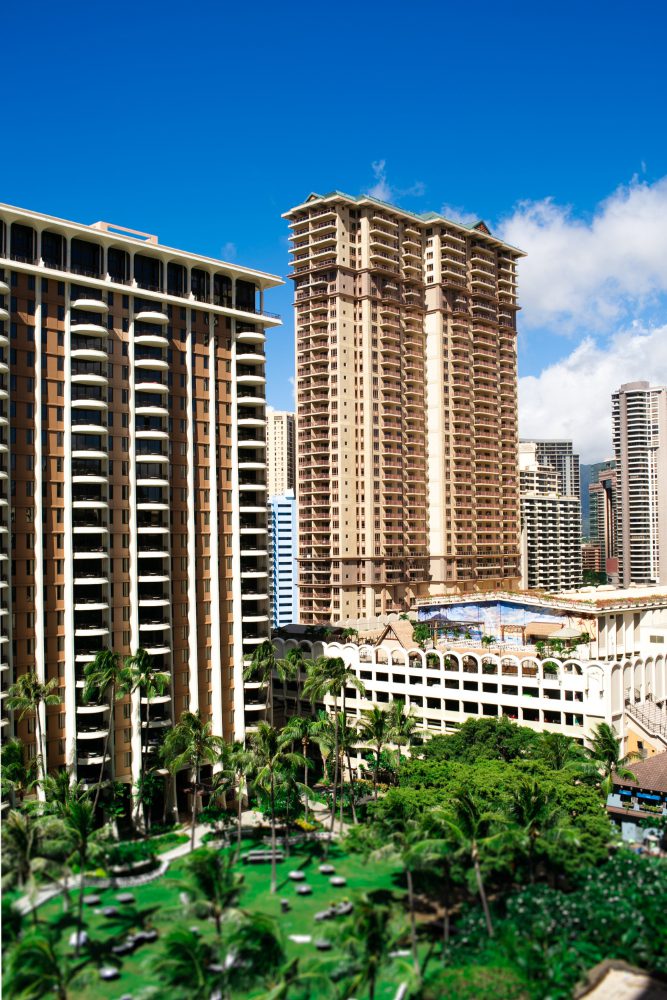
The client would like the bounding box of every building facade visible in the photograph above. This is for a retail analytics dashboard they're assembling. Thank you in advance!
[266,409,295,497]
[519,441,582,591]
[284,191,523,624]
[588,460,617,582]
[613,382,667,585]
[272,585,667,755]
[268,489,297,628]
[0,203,281,791]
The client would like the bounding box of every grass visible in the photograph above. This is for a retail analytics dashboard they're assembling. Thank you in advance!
[31,837,405,999]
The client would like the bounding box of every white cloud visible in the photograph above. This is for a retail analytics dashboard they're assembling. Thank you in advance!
[498,177,667,332]
[440,203,478,227]
[367,160,391,201]
[221,241,237,261]
[365,161,425,202]
[519,322,667,462]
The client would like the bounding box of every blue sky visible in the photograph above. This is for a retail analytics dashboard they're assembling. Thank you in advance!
[4,0,667,460]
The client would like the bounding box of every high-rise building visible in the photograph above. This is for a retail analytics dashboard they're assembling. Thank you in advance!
[0,202,281,790]
[284,191,523,624]
[613,381,667,585]
[268,489,297,628]
[266,410,295,497]
[581,542,602,575]
[519,442,582,591]
[524,439,581,498]
[588,460,617,582]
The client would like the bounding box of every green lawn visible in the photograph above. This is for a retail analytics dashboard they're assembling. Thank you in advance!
[33,838,405,999]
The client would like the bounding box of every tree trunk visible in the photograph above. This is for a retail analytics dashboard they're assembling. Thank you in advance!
[339,695,346,835]
[75,859,86,957]
[406,868,421,981]
[235,776,243,864]
[190,765,199,853]
[473,852,493,937]
[93,683,114,817]
[374,747,380,801]
[329,697,339,838]
[270,771,277,894]
[346,748,357,824]
[34,702,45,797]
[303,739,309,823]
[142,689,150,834]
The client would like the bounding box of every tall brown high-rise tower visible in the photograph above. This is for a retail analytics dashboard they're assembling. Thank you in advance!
[284,192,524,624]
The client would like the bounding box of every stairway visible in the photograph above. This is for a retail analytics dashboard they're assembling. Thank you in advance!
[625,701,667,749]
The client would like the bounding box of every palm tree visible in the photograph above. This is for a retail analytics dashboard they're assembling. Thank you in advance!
[533,731,597,778]
[1,810,44,920]
[303,656,365,835]
[358,705,392,801]
[587,721,641,796]
[82,649,133,815]
[388,699,419,785]
[281,715,317,822]
[150,926,218,1000]
[161,711,223,851]
[63,798,105,956]
[435,790,500,937]
[377,819,440,983]
[412,623,431,649]
[506,777,578,884]
[125,647,170,828]
[3,930,90,1000]
[336,891,400,1000]
[249,722,306,893]
[221,910,286,996]
[244,639,278,722]
[6,673,61,794]
[481,634,496,649]
[0,736,38,805]
[182,848,244,936]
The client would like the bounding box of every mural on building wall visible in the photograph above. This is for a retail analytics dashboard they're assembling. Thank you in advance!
[418,600,596,648]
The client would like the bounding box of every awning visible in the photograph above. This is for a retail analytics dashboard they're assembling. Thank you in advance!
[637,793,662,801]
[554,627,585,639]
[525,621,562,638]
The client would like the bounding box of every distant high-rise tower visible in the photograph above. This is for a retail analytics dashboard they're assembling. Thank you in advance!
[0,202,281,788]
[519,442,582,591]
[613,381,667,585]
[266,410,295,497]
[525,439,581,498]
[284,191,523,624]
[588,460,617,582]
[268,490,297,628]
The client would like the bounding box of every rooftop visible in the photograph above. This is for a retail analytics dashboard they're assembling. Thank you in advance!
[1,202,283,289]
[415,586,667,615]
[613,751,667,794]
[283,191,525,256]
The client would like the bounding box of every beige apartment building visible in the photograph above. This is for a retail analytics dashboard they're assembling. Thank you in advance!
[613,382,667,586]
[284,191,523,624]
[266,409,295,497]
[0,203,281,794]
[519,441,582,591]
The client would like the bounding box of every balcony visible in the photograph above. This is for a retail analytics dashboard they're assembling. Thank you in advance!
[71,321,108,338]
[135,309,169,325]
[71,297,109,313]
